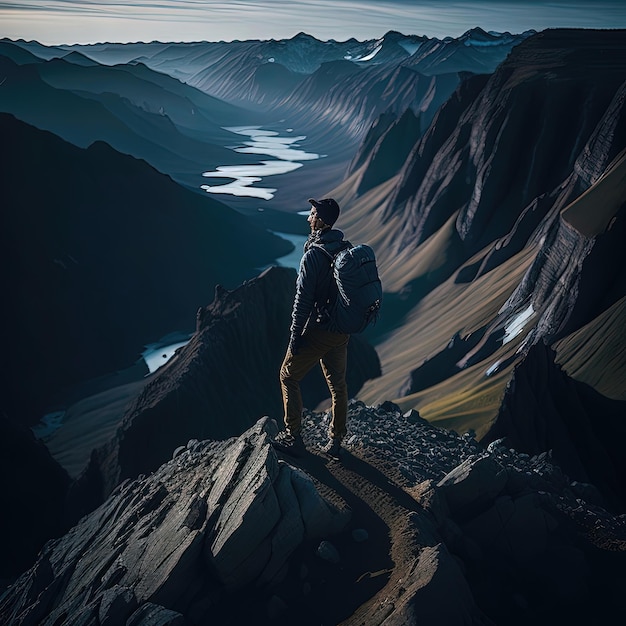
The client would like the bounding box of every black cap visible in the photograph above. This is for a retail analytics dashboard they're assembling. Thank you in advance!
[308,197,340,227]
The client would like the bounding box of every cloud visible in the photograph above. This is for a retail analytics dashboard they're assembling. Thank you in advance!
[1,0,625,45]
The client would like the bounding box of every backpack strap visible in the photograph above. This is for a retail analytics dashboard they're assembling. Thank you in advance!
[309,242,350,328]
[311,241,352,264]
[311,243,334,262]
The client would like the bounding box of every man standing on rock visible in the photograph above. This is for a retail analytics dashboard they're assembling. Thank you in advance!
[272,197,350,460]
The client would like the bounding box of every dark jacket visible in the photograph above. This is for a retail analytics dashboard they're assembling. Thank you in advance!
[290,227,348,337]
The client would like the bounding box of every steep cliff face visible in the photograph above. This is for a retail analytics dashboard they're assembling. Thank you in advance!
[70,267,381,512]
[385,30,626,261]
[498,103,626,346]
[348,109,422,196]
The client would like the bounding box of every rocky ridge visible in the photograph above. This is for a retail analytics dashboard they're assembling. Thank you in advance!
[0,418,349,625]
[52,29,526,109]
[3,403,625,625]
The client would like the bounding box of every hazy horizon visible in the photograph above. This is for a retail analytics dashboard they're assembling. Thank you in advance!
[2,0,626,46]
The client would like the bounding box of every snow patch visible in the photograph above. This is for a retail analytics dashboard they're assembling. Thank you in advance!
[485,361,501,377]
[503,304,535,345]
[355,44,382,62]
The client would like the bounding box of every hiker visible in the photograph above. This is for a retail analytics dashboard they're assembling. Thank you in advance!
[274,197,350,460]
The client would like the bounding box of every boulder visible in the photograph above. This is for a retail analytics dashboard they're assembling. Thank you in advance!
[436,454,508,515]
[0,418,349,625]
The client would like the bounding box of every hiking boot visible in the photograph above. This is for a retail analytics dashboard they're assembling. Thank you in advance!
[323,438,342,460]
[271,431,306,457]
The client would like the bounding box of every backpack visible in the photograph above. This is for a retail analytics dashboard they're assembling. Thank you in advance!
[315,242,383,334]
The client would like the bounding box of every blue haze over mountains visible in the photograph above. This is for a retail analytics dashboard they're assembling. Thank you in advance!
[1,26,626,623]
[0,27,533,426]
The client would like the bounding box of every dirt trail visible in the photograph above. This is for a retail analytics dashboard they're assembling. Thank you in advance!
[270,446,435,626]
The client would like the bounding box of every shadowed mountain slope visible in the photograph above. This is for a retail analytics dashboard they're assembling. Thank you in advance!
[484,342,626,510]
[0,114,292,427]
[0,415,70,581]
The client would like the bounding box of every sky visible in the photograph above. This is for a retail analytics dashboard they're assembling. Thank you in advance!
[1,0,626,45]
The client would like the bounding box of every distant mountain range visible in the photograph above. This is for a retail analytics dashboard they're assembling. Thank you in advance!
[1,29,535,208]
[1,28,625,619]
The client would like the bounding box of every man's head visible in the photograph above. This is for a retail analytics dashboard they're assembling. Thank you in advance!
[307,197,340,230]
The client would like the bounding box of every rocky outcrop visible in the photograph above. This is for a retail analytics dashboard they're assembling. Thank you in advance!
[4,404,625,625]
[309,402,626,625]
[68,266,381,515]
[0,418,350,625]
[427,443,626,625]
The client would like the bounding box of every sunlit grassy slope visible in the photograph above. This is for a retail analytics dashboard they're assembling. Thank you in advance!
[554,296,626,402]
[356,240,538,438]
[331,148,625,439]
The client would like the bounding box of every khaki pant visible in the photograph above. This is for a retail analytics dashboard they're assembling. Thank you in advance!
[280,327,349,440]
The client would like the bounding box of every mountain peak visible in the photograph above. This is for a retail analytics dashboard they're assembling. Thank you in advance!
[291,31,319,42]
